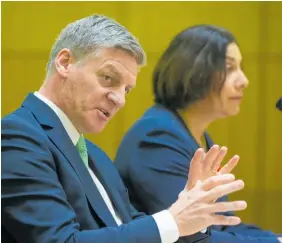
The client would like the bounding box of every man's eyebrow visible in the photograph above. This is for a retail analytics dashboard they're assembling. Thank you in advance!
[101,63,137,88]
[102,64,123,78]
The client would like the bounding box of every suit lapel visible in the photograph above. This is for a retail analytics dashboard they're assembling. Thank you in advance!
[168,107,200,153]
[204,133,214,150]
[87,145,132,223]
[22,93,117,227]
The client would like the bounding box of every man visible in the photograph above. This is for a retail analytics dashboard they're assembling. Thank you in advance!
[2,14,247,243]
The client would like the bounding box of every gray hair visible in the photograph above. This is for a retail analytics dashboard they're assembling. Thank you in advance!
[46,14,146,75]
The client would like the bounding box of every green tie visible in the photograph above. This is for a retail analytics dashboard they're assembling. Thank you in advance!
[76,135,89,169]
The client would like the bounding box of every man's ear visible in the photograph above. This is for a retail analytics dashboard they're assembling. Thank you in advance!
[54,48,76,78]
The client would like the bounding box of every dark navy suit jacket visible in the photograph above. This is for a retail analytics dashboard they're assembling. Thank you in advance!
[115,104,279,243]
[2,94,161,243]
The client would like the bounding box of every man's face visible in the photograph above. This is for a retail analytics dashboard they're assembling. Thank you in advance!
[56,48,138,134]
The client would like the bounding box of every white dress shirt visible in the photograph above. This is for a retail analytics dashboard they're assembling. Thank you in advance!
[34,92,180,243]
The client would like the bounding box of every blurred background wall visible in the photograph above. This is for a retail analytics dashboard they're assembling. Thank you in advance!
[2,1,282,232]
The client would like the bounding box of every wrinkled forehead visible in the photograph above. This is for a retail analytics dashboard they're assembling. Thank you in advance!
[100,60,138,82]
[96,48,139,77]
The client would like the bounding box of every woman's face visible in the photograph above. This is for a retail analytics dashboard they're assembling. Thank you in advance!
[211,43,249,117]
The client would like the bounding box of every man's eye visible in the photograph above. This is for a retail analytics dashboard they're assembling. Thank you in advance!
[104,75,112,81]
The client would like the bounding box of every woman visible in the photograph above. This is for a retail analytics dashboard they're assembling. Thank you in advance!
[115,25,281,243]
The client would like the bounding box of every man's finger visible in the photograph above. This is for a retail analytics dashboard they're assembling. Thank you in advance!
[210,146,228,172]
[202,145,220,172]
[220,155,240,174]
[203,179,245,202]
[211,214,242,226]
[200,200,247,214]
[185,148,205,190]
[200,173,235,191]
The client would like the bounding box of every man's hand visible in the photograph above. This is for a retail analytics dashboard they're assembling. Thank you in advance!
[169,173,247,236]
[187,145,239,190]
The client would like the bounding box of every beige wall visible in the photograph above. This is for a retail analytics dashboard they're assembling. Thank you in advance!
[2,1,282,231]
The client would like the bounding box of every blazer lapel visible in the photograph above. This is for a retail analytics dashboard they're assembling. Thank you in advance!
[87,146,132,223]
[169,107,200,153]
[22,93,117,227]
[204,133,214,150]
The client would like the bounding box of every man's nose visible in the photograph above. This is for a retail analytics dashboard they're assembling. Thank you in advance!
[107,91,126,108]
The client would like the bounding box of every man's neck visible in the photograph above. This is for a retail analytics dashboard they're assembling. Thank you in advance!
[38,78,61,108]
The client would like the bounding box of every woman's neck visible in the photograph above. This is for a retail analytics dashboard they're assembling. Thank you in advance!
[178,101,216,148]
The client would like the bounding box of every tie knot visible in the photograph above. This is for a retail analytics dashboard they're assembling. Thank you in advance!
[76,135,86,151]
[76,135,88,168]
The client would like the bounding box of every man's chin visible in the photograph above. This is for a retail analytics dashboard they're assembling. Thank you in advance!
[89,123,107,134]
[83,116,109,133]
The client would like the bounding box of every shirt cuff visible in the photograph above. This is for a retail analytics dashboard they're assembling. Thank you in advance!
[201,228,207,233]
[152,210,179,243]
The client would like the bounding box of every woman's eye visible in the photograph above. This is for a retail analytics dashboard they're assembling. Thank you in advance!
[226,66,234,73]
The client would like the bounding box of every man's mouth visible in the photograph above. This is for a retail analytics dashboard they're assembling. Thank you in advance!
[99,108,110,117]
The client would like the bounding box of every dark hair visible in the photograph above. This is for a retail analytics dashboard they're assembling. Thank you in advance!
[153,24,237,110]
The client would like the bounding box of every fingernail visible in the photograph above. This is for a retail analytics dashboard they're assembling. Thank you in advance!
[236,180,245,188]
[238,201,247,209]
[230,217,241,225]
